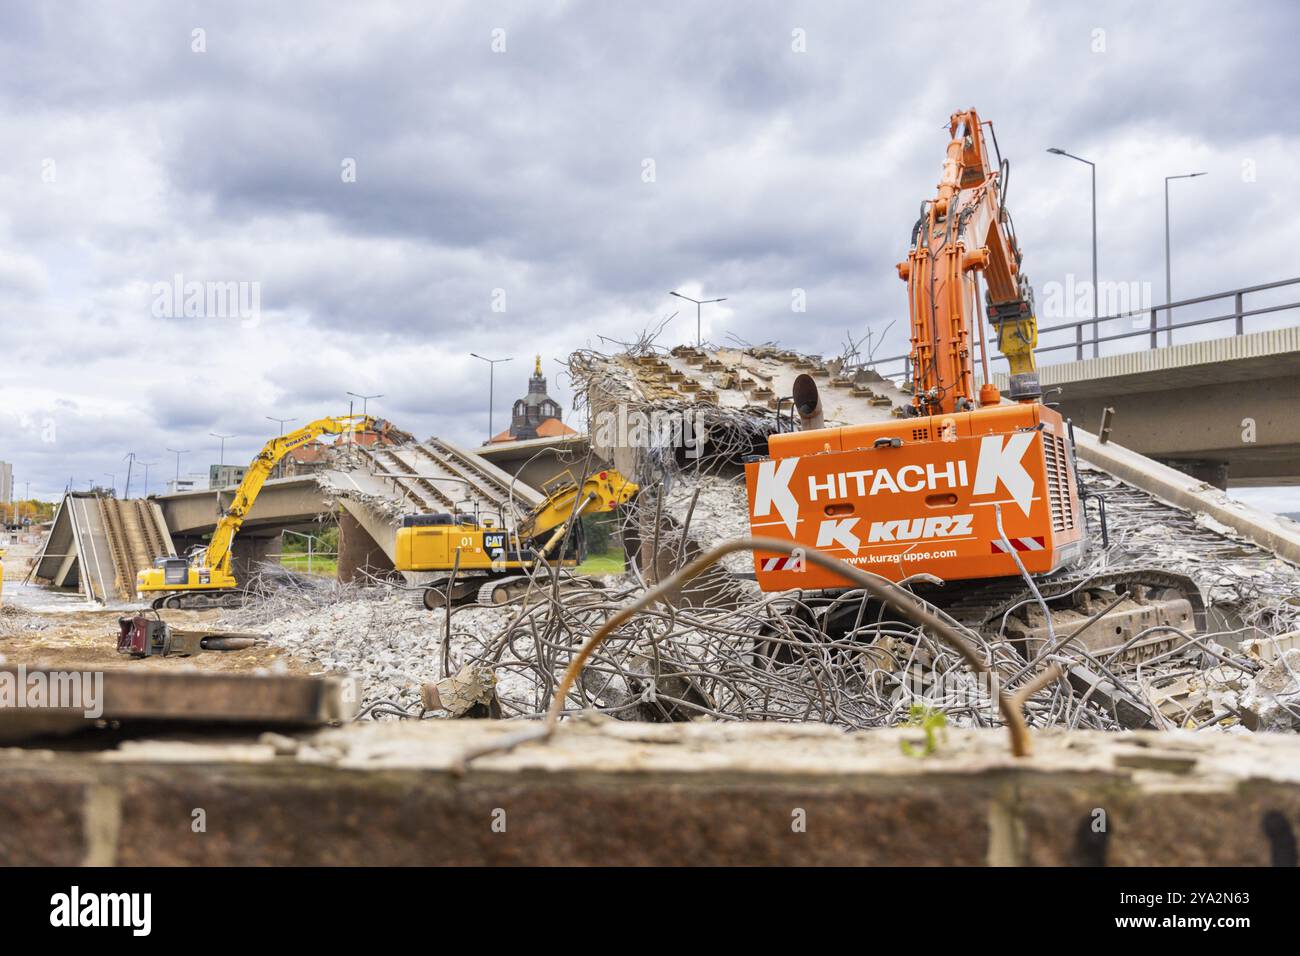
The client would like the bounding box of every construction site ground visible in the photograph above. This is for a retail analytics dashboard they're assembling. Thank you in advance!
[2,532,306,676]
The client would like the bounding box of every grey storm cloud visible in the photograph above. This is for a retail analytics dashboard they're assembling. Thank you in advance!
[1,0,1297,511]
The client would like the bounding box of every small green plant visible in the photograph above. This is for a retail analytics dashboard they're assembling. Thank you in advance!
[900,703,948,757]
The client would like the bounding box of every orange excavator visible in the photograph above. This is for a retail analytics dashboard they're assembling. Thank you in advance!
[744,109,1203,661]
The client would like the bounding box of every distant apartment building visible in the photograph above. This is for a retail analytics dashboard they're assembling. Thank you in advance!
[165,473,211,495]
[0,461,11,503]
[209,464,248,489]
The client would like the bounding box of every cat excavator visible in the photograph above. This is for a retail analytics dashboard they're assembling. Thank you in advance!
[745,109,1204,662]
[138,415,406,609]
[395,468,637,607]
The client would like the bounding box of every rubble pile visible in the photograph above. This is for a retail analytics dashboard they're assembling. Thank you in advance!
[0,604,50,638]
[216,343,1299,738]
[221,453,1300,736]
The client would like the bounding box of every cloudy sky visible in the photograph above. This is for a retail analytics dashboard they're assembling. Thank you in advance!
[3,0,1297,511]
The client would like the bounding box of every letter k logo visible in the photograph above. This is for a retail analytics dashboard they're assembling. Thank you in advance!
[753,458,800,535]
[972,432,1036,516]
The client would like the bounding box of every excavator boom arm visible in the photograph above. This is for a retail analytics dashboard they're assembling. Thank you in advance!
[201,415,376,574]
[517,470,638,543]
[897,109,1040,415]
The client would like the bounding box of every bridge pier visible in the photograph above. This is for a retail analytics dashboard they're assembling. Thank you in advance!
[337,512,394,583]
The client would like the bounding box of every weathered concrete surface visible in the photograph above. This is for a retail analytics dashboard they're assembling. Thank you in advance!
[474,433,595,496]
[3,721,1298,866]
[336,511,395,583]
[155,476,329,537]
[995,326,1300,486]
[1075,428,1300,564]
[0,669,358,743]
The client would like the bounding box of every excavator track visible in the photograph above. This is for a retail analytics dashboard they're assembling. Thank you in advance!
[806,567,1207,669]
[476,575,605,607]
[150,590,246,611]
[421,577,484,609]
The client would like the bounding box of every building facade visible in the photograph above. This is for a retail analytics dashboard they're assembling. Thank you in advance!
[489,355,577,443]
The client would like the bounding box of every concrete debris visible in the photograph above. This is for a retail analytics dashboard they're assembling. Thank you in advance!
[0,605,50,638]
[1240,630,1300,664]
[422,663,501,718]
[190,343,1298,742]
[1239,649,1300,732]
[660,476,754,574]
[220,588,524,714]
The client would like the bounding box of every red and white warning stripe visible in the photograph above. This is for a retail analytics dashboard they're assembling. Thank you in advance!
[991,536,1045,553]
[760,555,803,571]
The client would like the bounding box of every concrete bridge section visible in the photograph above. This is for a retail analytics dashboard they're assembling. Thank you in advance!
[150,440,555,583]
[474,433,595,496]
[153,476,334,577]
[33,494,175,603]
[998,325,1300,488]
[320,438,547,581]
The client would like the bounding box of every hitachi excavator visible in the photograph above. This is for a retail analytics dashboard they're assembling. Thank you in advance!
[745,109,1203,660]
[395,468,637,607]
[138,415,405,609]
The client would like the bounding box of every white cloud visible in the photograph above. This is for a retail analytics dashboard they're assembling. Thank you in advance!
[2,0,1298,496]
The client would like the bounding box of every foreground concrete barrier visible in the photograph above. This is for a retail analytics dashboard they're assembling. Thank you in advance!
[1,721,1298,866]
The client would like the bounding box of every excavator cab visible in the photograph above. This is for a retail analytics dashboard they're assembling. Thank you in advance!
[154,556,192,587]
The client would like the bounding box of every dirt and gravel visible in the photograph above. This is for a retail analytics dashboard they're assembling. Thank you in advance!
[1,532,304,676]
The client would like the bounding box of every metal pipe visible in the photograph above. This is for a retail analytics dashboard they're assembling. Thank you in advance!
[791,373,824,431]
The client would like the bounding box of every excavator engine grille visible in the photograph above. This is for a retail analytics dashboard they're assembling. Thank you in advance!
[1042,432,1075,533]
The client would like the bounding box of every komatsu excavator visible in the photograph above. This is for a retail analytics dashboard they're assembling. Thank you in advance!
[138,415,404,609]
[395,469,637,608]
[745,109,1203,660]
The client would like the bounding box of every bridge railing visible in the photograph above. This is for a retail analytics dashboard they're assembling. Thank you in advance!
[851,276,1300,386]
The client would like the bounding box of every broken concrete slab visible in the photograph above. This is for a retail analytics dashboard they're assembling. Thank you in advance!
[33,494,175,603]
[0,667,357,743]
[1239,649,1300,732]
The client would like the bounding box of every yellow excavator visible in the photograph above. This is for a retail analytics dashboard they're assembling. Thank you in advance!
[137,414,403,609]
[395,468,638,607]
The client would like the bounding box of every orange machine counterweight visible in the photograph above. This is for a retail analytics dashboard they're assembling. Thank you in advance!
[747,402,1084,590]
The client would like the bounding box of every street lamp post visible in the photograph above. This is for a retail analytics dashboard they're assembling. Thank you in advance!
[210,432,234,468]
[1046,148,1098,357]
[103,473,115,497]
[165,448,189,486]
[670,291,728,348]
[267,416,297,478]
[1164,171,1208,332]
[138,461,156,498]
[469,353,513,443]
[346,392,383,418]
[122,452,136,499]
